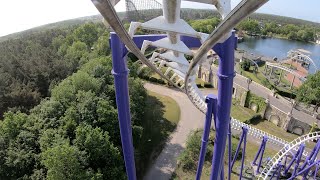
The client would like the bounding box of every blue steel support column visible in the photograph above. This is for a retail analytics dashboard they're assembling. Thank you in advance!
[239,127,248,180]
[231,127,247,169]
[284,143,305,175]
[312,162,320,179]
[110,33,137,180]
[228,123,232,180]
[290,160,320,179]
[270,162,282,180]
[210,33,236,180]
[300,140,320,171]
[252,136,268,174]
[196,94,217,180]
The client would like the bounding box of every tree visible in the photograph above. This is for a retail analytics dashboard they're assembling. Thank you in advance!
[65,41,89,71]
[296,71,320,112]
[0,112,39,179]
[74,124,125,179]
[41,143,87,180]
[237,19,260,34]
[73,23,99,48]
[240,59,251,71]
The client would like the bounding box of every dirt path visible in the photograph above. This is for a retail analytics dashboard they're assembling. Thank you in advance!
[143,83,205,180]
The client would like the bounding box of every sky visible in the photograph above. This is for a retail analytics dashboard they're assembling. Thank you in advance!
[0,0,319,37]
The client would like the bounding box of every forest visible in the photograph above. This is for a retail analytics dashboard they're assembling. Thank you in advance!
[0,22,158,179]
[236,19,318,42]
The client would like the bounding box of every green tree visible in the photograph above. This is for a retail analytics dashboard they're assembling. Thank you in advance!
[240,59,251,71]
[74,124,125,179]
[237,19,260,34]
[93,32,110,56]
[296,71,320,112]
[73,23,99,48]
[41,143,86,180]
[0,112,39,179]
[65,41,89,71]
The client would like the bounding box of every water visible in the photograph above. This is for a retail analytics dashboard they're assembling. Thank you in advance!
[237,37,320,73]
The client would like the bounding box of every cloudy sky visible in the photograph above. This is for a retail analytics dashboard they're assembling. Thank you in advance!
[0,0,319,37]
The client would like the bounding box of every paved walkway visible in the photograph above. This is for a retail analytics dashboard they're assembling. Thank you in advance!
[143,83,286,180]
[143,83,205,180]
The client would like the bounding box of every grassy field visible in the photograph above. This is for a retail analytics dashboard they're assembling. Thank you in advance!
[172,130,277,180]
[231,100,257,122]
[137,91,180,177]
[148,91,181,124]
[250,119,299,142]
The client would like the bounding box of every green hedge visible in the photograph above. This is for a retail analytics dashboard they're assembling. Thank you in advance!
[245,91,266,113]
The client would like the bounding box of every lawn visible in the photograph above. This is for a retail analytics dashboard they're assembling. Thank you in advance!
[137,90,180,178]
[172,130,277,180]
[230,101,300,142]
[231,100,257,122]
[250,119,299,142]
[148,91,180,124]
[238,64,267,85]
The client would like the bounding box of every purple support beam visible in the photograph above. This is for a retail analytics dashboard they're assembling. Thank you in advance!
[227,125,232,178]
[196,94,217,180]
[284,143,305,177]
[270,162,282,180]
[210,33,236,180]
[284,154,289,167]
[252,136,268,174]
[300,140,320,171]
[239,127,248,180]
[289,160,320,180]
[110,33,137,180]
[312,162,320,179]
[231,127,248,169]
[220,166,225,180]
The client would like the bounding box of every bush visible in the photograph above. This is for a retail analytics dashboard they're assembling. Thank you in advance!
[178,130,214,171]
[277,90,296,99]
[309,123,320,133]
[245,92,266,113]
[148,77,158,83]
[261,78,274,90]
[157,79,165,84]
[240,59,251,71]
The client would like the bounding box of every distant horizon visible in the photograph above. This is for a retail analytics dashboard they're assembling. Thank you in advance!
[1,10,319,39]
[0,0,319,37]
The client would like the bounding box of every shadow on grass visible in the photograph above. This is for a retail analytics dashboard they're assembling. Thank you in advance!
[135,94,177,178]
[249,118,267,126]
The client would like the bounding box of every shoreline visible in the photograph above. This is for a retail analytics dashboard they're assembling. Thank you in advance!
[241,33,318,45]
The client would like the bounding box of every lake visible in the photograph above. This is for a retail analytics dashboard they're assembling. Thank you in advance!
[237,37,320,73]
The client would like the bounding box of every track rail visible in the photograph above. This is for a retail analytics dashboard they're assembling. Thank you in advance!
[265,62,307,81]
[258,132,320,179]
[286,51,319,71]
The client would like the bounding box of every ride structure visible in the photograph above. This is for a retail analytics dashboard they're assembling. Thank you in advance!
[91,0,320,179]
